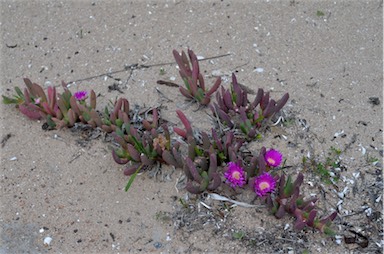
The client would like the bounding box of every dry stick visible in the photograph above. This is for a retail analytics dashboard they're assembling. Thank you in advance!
[66,53,232,85]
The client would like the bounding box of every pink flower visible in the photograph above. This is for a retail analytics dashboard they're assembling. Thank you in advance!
[34,97,41,104]
[224,162,246,188]
[254,172,276,197]
[74,91,88,101]
[264,149,283,167]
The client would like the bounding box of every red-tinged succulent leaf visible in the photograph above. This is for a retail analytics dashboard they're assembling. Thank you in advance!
[90,109,102,127]
[122,112,129,124]
[101,124,113,133]
[227,146,237,162]
[186,181,204,194]
[23,88,32,103]
[211,128,223,151]
[172,147,184,168]
[176,110,192,135]
[207,153,217,178]
[53,118,67,129]
[248,128,256,138]
[88,90,96,109]
[307,210,317,227]
[112,149,129,165]
[263,99,276,118]
[142,120,152,131]
[294,218,307,231]
[320,211,338,224]
[179,86,193,99]
[191,59,199,95]
[112,132,128,149]
[223,90,234,110]
[127,144,141,162]
[113,98,123,117]
[187,135,197,160]
[275,203,286,219]
[47,86,57,110]
[198,73,205,91]
[275,93,289,113]
[260,92,270,110]
[185,157,202,182]
[124,165,140,176]
[152,108,159,127]
[207,172,221,190]
[173,127,186,139]
[205,77,221,97]
[19,103,42,120]
[67,108,76,126]
[257,151,266,175]
[251,88,264,109]
[294,173,304,189]
[187,49,198,73]
[162,150,179,167]
[57,97,68,115]
[298,197,318,210]
[200,131,210,150]
[40,101,53,116]
[215,93,228,113]
[218,108,234,128]
[23,78,47,102]
[88,119,97,128]
[122,98,129,115]
[69,96,81,116]
[140,153,154,166]
[200,97,210,106]
[173,50,188,76]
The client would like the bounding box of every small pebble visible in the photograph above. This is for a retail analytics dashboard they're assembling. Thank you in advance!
[153,242,162,249]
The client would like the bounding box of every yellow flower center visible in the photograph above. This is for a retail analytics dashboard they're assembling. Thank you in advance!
[259,182,270,191]
[267,158,275,165]
[232,171,241,180]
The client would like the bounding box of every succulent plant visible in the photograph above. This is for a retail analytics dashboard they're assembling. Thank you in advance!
[173,49,221,105]
[184,153,221,194]
[3,78,62,121]
[264,172,338,235]
[100,98,130,133]
[211,73,289,139]
[111,108,184,175]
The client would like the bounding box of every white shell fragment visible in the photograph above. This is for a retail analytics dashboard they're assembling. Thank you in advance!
[358,144,366,155]
[334,130,344,137]
[335,235,343,245]
[254,67,264,73]
[44,236,53,246]
[196,55,205,60]
[10,157,17,161]
[208,193,261,208]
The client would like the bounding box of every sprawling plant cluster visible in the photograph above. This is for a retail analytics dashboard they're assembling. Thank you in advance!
[2,49,337,236]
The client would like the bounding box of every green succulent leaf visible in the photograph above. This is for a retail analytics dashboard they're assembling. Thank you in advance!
[125,164,143,192]
[2,95,19,104]
[283,175,294,197]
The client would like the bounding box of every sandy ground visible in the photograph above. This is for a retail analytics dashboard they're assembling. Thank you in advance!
[0,1,383,253]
